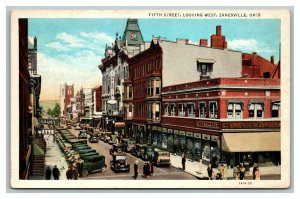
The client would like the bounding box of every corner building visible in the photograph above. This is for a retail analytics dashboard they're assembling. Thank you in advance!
[127,25,281,168]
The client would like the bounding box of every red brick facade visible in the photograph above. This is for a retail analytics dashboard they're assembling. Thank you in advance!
[95,86,102,112]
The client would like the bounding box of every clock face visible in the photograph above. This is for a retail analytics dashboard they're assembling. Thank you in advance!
[130,32,137,40]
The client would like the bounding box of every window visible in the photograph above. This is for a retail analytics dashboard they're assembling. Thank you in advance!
[197,62,213,79]
[209,101,218,118]
[179,103,186,117]
[199,102,206,118]
[155,80,161,95]
[227,101,243,119]
[164,103,169,116]
[148,80,153,96]
[187,103,195,117]
[170,103,176,116]
[271,102,280,117]
[129,104,133,117]
[154,103,160,120]
[148,102,160,121]
[128,86,132,98]
[248,101,264,118]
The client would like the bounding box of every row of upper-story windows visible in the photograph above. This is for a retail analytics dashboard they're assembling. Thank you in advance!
[163,100,280,119]
[133,57,161,79]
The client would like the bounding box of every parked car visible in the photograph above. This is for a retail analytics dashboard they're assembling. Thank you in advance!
[79,154,106,176]
[89,134,99,143]
[108,134,118,145]
[110,153,130,172]
[80,152,99,160]
[121,139,136,153]
[78,130,88,139]
[133,144,154,161]
[75,124,82,130]
[153,148,171,167]
[109,143,125,155]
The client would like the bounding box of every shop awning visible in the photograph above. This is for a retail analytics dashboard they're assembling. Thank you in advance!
[115,122,125,128]
[221,132,280,152]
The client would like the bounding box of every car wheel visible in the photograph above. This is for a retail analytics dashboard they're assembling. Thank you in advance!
[81,169,89,176]
[101,167,106,172]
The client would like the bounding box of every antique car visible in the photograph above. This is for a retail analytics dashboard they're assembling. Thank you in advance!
[133,144,155,161]
[79,154,106,176]
[110,153,130,172]
[109,143,125,155]
[108,134,118,145]
[77,149,97,155]
[121,139,136,153]
[79,152,99,159]
[153,148,171,167]
[75,123,82,130]
[89,133,99,143]
[74,145,91,152]
[78,130,88,139]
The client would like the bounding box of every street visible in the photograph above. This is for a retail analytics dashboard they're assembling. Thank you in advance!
[68,128,196,180]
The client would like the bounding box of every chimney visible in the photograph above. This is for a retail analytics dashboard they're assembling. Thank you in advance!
[223,41,227,49]
[199,39,208,47]
[210,25,226,49]
[216,25,222,36]
[176,38,189,45]
[270,56,274,64]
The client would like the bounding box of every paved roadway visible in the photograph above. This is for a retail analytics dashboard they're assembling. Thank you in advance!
[68,128,196,180]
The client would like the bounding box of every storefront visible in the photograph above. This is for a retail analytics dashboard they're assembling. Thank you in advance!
[221,131,281,167]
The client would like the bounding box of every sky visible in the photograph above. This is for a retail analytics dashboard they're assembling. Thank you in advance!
[28,18,280,101]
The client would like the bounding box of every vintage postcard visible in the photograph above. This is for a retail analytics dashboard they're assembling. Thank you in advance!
[10,9,290,189]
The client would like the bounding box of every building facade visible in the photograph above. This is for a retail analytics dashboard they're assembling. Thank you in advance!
[99,18,149,135]
[160,78,280,167]
[92,86,102,128]
[59,83,74,117]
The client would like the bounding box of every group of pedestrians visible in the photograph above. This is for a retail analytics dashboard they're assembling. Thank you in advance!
[45,165,60,180]
[233,163,262,180]
[66,165,80,180]
[132,160,155,180]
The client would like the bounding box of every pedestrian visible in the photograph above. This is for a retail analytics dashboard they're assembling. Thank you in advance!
[72,166,79,180]
[239,163,246,180]
[207,164,213,180]
[199,159,203,174]
[181,154,186,171]
[133,160,138,180]
[146,161,151,178]
[220,164,225,179]
[254,167,261,180]
[66,167,73,180]
[45,166,52,180]
[52,165,60,180]
[252,165,258,180]
[150,160,154,176]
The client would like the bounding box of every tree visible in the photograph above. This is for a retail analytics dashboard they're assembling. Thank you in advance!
[51,103,61,118]
[47,103,61,118]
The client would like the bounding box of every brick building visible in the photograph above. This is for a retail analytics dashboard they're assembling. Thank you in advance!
[59,83,74,117]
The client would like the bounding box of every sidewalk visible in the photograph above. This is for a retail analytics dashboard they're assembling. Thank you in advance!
[170,154,281,180]
[29,135,69,180]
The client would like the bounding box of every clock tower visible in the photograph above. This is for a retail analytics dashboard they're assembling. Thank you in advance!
[122,18,144,46]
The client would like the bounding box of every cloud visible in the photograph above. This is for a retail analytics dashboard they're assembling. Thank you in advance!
[80,32,114,45]
[46,42,65,51]
[56,32,85,48]
[227,39,273,54]
[37,51,102,101]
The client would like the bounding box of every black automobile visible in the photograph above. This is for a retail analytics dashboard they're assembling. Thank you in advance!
[89,134,99,143]
[109,143,125,155]
[110,153,130,172]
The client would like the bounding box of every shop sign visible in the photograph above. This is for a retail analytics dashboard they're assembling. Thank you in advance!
[186,131,193,137]
[194,133,201,138]
[174,130,179,134]
[179,130,185,135]
[37,129,55,135]
[195,120,220,129]
[221,121,280,129]
[39,118,59,125]
[162,128,167,133]
[167,129,173,134]
[202,134,210,140]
